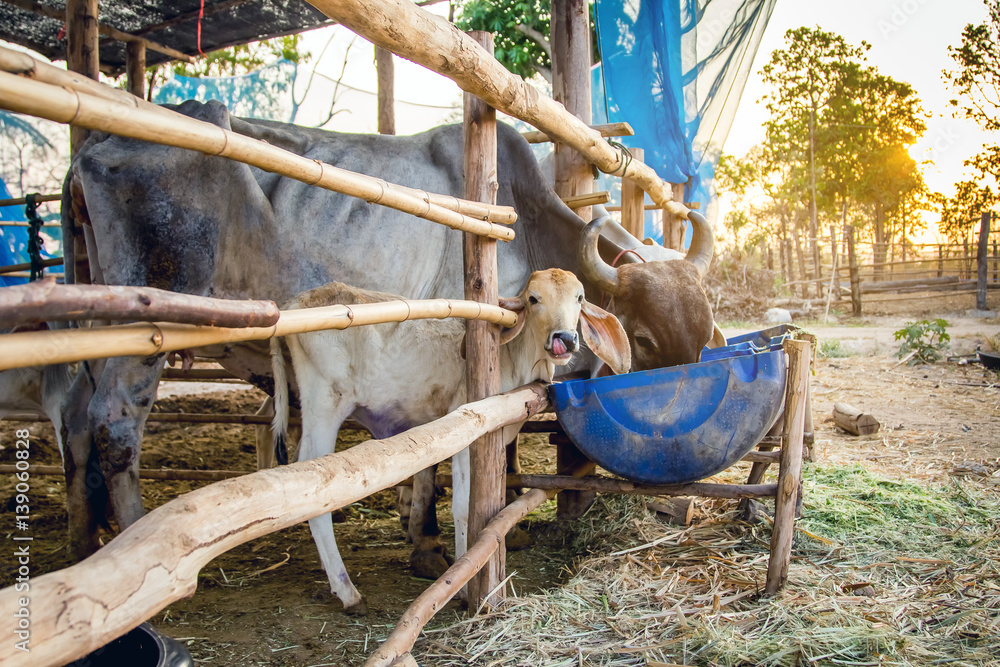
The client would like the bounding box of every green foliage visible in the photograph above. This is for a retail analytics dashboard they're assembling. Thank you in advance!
[818,338,853,358]
[456,0,599,81]
[172,34,309,77]
[934,178,997,243]
[893,318,951,365]
[943,0,1000,133]
[457,0,553,80]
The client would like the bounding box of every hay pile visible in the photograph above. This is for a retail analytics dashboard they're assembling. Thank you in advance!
[416,465,1000,666]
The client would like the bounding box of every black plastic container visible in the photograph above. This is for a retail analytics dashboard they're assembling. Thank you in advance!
[64,623,192,667]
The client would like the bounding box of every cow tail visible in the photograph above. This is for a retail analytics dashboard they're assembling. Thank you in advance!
[270,337,290,466]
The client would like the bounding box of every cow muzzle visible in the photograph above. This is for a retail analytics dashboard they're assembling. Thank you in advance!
[547,331,579,360]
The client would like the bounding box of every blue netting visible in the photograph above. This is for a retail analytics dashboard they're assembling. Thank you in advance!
[0,176,61,287]
[152,59,299,122]
[594,0,776,244]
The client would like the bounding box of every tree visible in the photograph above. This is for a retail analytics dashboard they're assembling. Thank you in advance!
[760,27,871,295]
[943,0,1000,132]
[936,179,997,244]
[455,0,599,82]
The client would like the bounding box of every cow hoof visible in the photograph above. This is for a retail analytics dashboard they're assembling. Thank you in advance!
[505,525,533,551]
[409,545,453,579]
[344,598,368,616]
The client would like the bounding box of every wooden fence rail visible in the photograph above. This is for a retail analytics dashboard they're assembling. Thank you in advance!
[0,297,517,372]
[0,383,549,667]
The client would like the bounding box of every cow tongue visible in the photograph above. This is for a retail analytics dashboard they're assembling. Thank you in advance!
[552,337,567,356]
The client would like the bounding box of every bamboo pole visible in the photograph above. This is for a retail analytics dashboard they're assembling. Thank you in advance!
[0,279,280,328]
[0,46,518,223]
[0,69,518,235]
[765,338,810,594]
[0,193,61,207]
[0,298,518,372]
[0,257,65,276]
[0,464,246,482]
[0,383,550,667]
[463,30,505,610]
[303,0,693,221]
[521,122,634,144]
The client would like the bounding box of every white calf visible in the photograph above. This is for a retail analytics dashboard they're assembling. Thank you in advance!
[0,351,73,461]
[271,269,630,613]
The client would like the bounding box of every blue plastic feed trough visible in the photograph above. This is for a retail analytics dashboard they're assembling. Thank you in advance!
[550,337,787,485]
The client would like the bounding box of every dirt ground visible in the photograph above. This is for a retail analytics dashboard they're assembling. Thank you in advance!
[1,291,999,666]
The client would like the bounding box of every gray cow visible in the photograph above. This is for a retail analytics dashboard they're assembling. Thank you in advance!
[61,100,717,568]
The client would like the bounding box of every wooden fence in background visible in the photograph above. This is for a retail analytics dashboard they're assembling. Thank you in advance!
[769,214,997,314]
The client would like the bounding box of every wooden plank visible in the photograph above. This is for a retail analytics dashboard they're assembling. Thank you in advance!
[0,383,550,667]
[462,30,504,611]
[521,121,634,144]
[620,147,645,240]
[765,339,810,594]
[832,402,880,436]
[561,191,610,208]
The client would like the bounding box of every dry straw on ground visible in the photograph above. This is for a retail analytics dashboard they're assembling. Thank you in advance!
[416,464,1000,666]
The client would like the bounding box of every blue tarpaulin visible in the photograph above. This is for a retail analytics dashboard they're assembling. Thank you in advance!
[594,0,776,244]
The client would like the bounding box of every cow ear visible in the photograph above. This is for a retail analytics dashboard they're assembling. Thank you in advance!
[580,300,631,375]
[459,333,467,360]
[498,296,526,345]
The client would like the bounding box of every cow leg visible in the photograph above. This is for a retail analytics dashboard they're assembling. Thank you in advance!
[88,356,164,532]
[396,484,412,536]
[61,363,106,559]
[408,464,453,579]
[297,396,366,614]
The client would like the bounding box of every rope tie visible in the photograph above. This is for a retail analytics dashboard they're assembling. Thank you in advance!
[24,193,46,282]
[607,139,633,177]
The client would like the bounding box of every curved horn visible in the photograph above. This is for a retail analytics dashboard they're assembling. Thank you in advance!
[579,214,621,296]
[684,211,715,277]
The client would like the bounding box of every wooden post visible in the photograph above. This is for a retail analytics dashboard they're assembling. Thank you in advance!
[463,31,504,611]
[551,0,596,519]
[767,244,774,271]
[993,240,998,284]
[829,224,840,298]
[977,211,991,311]
[765,338,810,595]
[126,40,146,99]
[663,182,686,250]
[376,46,395,136]
[938,244,944,278]
[620,147,645,240]
[779,237,787,282]
[551,0,594,222]
[845,225,861,317]
[66,0,98,286]
[793,228,808,298]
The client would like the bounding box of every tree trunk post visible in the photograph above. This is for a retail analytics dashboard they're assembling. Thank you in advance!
[552,0,596,519]
[621,147,645,240]
[126,41,146,99]
[765,338,810,594]
[767,243,774,272]
[938,244,944,278]
[977,211,991,311]
[845,225,861,316]
[793,227,808,298]
[829,224,840,299]
[463,31,504,610]
[66,0,99,286]
[993,240,998,284]
[376,46,395,136]
[663,182,686,250]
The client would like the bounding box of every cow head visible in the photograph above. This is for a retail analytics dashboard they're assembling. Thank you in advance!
[498,268,631,382]
[579,214,715,371]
